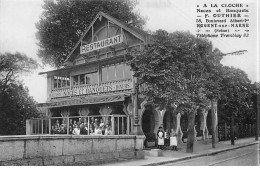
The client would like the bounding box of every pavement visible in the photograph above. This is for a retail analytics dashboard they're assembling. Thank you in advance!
[100,137,260,166]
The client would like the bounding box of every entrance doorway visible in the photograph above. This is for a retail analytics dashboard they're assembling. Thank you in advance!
[163,111,174,132]
[142,108,155,134]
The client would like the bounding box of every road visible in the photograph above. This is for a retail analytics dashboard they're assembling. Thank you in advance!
[163,144,259,166]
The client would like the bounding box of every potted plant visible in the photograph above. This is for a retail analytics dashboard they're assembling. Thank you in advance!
[144,133,156,148]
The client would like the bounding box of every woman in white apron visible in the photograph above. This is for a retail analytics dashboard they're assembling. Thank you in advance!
[170,128,178,151]
[157,127,164,149]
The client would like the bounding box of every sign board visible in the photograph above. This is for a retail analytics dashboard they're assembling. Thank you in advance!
[49,79,133,99]
[80,34,123,54]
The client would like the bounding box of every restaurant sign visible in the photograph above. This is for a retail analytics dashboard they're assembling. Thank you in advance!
[80,34,123,54]
[49,79,133,99]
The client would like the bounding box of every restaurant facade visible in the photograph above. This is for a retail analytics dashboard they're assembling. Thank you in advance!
[28,12,215,142]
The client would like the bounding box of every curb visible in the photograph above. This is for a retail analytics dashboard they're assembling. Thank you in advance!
[143,141,259,166]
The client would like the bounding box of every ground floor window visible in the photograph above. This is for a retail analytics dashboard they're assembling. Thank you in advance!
[28,114,129,136]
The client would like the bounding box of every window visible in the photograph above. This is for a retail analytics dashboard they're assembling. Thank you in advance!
[102,67,108,82]
[85,72,98,84]
[101,63,132,82]
[53,76,70,89]
[116,64,124,80]
[80,74,85,85]
[72,72,98,86]
[124,64,131,79]
[107,65,116,81]
[73,75,79,86]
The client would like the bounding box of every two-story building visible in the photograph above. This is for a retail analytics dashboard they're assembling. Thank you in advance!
[29,12,213,143]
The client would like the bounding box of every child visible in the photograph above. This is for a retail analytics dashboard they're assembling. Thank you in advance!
[165,129,170,146]
[157,127,164,149]
[105,125,112,135]
[170,128,178,151]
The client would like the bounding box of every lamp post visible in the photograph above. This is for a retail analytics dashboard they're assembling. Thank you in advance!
[230,109,235,145]
[256,94,259,141]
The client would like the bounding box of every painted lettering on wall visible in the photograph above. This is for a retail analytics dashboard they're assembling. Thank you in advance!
[49,79,132,98]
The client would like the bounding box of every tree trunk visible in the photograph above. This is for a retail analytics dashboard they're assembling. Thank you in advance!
[211,99,218,148]
[186,110,196,153]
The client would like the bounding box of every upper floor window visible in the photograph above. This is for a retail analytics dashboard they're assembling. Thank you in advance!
[101,63,131,82]
[72,72,98,86]
[53,76,70,89]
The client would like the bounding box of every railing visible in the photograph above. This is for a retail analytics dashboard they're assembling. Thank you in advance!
[27,114,130,136]
[218,123,256,141]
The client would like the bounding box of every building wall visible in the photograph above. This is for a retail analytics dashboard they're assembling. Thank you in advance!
[0,135,145,166]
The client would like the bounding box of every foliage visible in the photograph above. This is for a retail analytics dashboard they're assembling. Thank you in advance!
[218,66,252,124]
[36,0,146,68]
[0,81,40,135]
[0,52,40,135]
[127,30,225,152]
[128,30,221,109]
[0,52,39,92]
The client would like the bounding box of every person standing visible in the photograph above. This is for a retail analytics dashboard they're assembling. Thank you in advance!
[157,127,164,149]
[170,128,178,151]
[72,124,80,135]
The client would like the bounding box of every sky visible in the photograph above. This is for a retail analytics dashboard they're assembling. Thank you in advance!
[0,0,259,103]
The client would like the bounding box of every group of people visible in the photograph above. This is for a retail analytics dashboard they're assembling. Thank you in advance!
[157,127,178,151]
[51,117,113,135]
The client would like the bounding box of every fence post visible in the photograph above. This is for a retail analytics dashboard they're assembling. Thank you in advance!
[249,124,252,136]
[224,123,227,140]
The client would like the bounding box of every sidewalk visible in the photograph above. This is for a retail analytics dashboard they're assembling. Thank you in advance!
[100,137,259,166]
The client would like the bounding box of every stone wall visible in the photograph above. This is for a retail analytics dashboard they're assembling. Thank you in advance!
[0,135,145,166]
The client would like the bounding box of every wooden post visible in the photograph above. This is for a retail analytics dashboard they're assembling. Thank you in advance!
[49,118,51,134]
[88,116,90,135]
[67,117,69,135]
[122,116,124,134]
[41,119,43,134]
[38,120,40,134]
[127,116,130,135]
[118,117,120,135]
[112,115,115,135]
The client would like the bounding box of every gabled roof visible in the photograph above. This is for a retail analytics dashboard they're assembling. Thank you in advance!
[65,12,149,63]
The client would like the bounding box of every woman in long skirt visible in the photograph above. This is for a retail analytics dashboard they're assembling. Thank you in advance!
[170,128,178,151]
[157,127,164,149]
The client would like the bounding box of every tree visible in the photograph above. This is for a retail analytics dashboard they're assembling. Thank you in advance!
[217,66,252,144]
[36,0,146,68]
[0,81,40,135]
[0,52,40,135]
[128,30,222,152]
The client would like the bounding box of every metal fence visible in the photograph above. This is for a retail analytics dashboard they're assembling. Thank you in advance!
[218,123,255,141]
[27,114,130,136]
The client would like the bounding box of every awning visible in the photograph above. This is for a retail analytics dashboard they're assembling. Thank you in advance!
[37,94,128,108]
